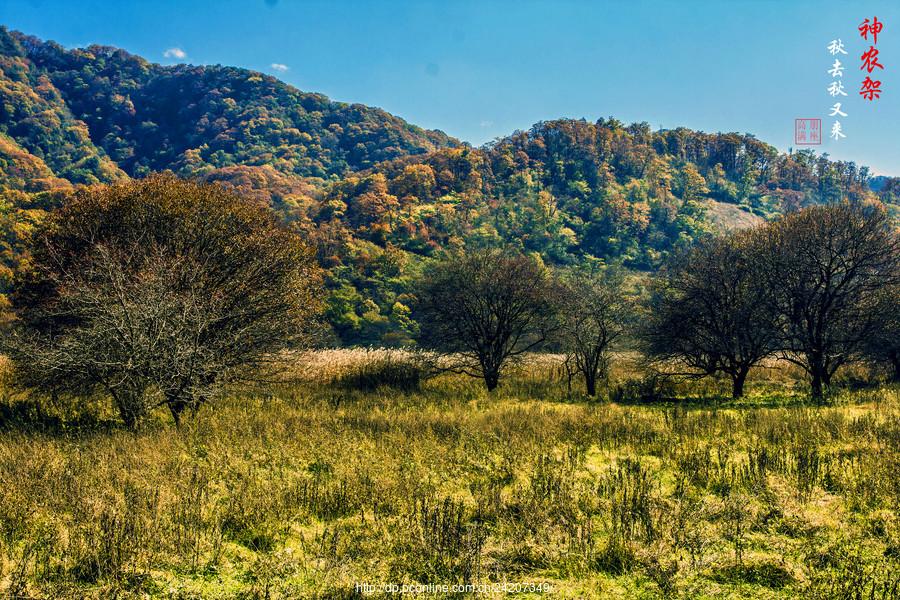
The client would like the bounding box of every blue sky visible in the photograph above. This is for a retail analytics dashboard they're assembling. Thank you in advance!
[4,0,899,174]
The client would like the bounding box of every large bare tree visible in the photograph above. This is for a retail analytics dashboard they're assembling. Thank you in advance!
[759,203,899,400]
[6,174,323,427]
[642,230,780,399]
[557,270,628,397]
[414,249,558,391]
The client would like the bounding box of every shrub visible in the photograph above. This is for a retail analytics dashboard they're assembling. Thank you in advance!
[4,174,323,427]
[611,375,677,403]
[331,350,435,392]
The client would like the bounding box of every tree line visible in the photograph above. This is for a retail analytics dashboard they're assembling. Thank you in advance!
[644,206,899,399]
[1,176,897,429]
[412,203,899,400]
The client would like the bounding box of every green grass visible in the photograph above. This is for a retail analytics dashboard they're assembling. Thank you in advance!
[0,354,898,598]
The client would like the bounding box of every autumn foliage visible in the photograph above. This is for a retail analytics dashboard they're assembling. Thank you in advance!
[4,175,323,426]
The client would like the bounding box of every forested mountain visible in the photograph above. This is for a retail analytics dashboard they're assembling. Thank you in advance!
[0,26,455,317]
[303,119,898,344]
[0,28,897,345]
[0,26,456,192]
[318,119,879,266]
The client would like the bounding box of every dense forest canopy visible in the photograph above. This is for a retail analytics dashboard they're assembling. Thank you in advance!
[0,27,898,346]
[307,119,898,344]
[0,26,456,190]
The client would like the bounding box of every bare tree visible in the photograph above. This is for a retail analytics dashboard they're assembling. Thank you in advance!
[5,174,323,427]
[642,231,779,399]
[759,204,899,400]
[414,249,558,391]
[557,270,628,397]
[9,247,211,426]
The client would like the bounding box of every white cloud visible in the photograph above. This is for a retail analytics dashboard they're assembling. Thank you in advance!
[270,63,289,72]
[163,47,187,60]
[480,120,494,128]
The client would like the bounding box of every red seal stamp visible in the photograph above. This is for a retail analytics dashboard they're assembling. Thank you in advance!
[795,118,822,145]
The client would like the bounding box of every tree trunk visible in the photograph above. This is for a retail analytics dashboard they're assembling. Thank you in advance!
[893,355,900,383]
[109,387,140,429]
[808,352,827,402]
[168,395,187,427]
[116,400,139,429]
[484,369,500,392]
[810,371,824,401]
[731,367,749,399]
[585,371,597,397]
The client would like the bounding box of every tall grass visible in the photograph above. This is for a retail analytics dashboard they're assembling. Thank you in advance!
[0,351,897,598]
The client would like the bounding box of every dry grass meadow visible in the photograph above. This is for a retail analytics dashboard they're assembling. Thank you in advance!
[0,351,898,598]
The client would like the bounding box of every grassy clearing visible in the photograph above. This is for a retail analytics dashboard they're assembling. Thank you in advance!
[0,353,898,598]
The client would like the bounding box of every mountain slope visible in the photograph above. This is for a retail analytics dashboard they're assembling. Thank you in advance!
[315,118,884,267]
[0,28,897,346]
[0,27,457,190]
[307,118,897,344]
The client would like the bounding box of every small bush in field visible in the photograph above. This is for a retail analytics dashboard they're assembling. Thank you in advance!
[611,374,677,403]
[331,350,434,392]
[593,534,636,575]
[405,495,486,583]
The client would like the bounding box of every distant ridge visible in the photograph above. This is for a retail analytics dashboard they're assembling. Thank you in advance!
[0,26,457,192]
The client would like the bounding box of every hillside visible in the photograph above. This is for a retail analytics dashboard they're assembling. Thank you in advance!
[1,28,898,346]
[306,119,897,343]
[0,27,456,191]
[0,26,456,314]
[316,118,893,265]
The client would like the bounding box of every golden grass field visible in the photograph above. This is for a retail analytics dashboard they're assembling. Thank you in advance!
[0,350,898,599]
